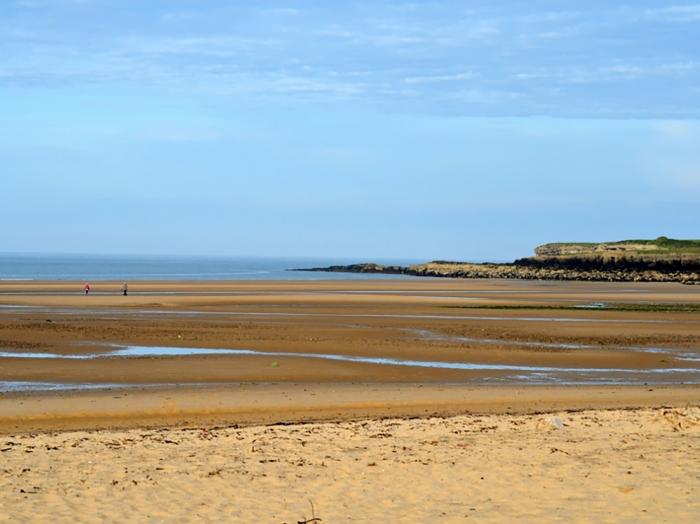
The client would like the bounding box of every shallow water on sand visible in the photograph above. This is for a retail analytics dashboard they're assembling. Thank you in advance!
[0,381,135,392]
[2,344,699,392]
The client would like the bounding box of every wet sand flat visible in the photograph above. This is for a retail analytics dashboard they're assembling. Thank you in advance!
[0,383,698,433]
[1,279,700,390]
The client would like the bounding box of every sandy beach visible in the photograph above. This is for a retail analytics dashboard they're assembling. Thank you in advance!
[1,406,698,522]
[5,0,700,518]
[1,278,699,521]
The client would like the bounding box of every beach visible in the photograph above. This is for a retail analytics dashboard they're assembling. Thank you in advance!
[6,0,699,519]
[1,406,698,522]
[2,279,700,391]
[1,278,699,521]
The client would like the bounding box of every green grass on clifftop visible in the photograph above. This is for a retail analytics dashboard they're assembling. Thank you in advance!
[605,237,700,251]
[539,237,700,255]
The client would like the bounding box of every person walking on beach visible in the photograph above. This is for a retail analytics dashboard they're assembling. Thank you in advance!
[83,283,91,295]
[121,282,128,296]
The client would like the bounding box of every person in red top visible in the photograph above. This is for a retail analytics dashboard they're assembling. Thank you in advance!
[83,283,91,295]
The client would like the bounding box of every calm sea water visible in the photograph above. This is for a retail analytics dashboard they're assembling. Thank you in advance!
[0,254,418,281]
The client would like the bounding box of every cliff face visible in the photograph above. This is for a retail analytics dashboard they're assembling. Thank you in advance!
[293,238,700,284]
[515,256,700,272]
[525,237,700,276]
[407,261,700,284]
[535,243,657,257]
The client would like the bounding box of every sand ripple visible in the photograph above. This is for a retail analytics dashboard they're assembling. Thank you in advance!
[1,407,698,522]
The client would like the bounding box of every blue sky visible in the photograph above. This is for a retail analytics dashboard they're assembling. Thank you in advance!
[1,1,699,260]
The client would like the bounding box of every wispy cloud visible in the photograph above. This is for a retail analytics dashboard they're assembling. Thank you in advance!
[403,72,475,84]
[15,0,89,7]
[317,18,500,49]
[2,2,698,118]
[644,4,700,22]
[123,36,283,57]
[258,8,300,17]
[445,89,523,105]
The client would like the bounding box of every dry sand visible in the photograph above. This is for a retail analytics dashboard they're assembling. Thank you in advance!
[0,406,698,522]
[1,279,700,521]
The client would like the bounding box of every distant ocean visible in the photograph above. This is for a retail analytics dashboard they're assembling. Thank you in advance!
[0,254,419,281]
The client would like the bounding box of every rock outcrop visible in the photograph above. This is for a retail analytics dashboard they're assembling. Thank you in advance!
[293,263,405,274]
[408,261,700,284]
[293,237,700,284]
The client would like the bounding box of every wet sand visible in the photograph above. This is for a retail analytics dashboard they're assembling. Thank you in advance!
[1,279,699,521]
[1,279,700,390]
[1,383,698,434]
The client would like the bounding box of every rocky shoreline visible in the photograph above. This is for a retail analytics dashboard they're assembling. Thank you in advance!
[294,239,700,284]
[294,259,700,284]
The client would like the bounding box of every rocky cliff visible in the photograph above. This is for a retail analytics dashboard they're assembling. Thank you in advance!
[408,261,700,284]
[294,237,700,284]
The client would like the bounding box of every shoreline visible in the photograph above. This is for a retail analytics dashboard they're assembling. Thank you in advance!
[2,278,699,433]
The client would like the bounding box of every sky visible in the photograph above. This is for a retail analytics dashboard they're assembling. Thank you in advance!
[1,0,699,261]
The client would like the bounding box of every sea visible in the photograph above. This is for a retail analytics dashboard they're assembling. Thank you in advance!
[0,253,419,281]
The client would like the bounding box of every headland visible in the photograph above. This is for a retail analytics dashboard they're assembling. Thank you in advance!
[295,237,700,284]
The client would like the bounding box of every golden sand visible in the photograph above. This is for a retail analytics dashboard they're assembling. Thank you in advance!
[1,407,698,522]
[1,279,699,521]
